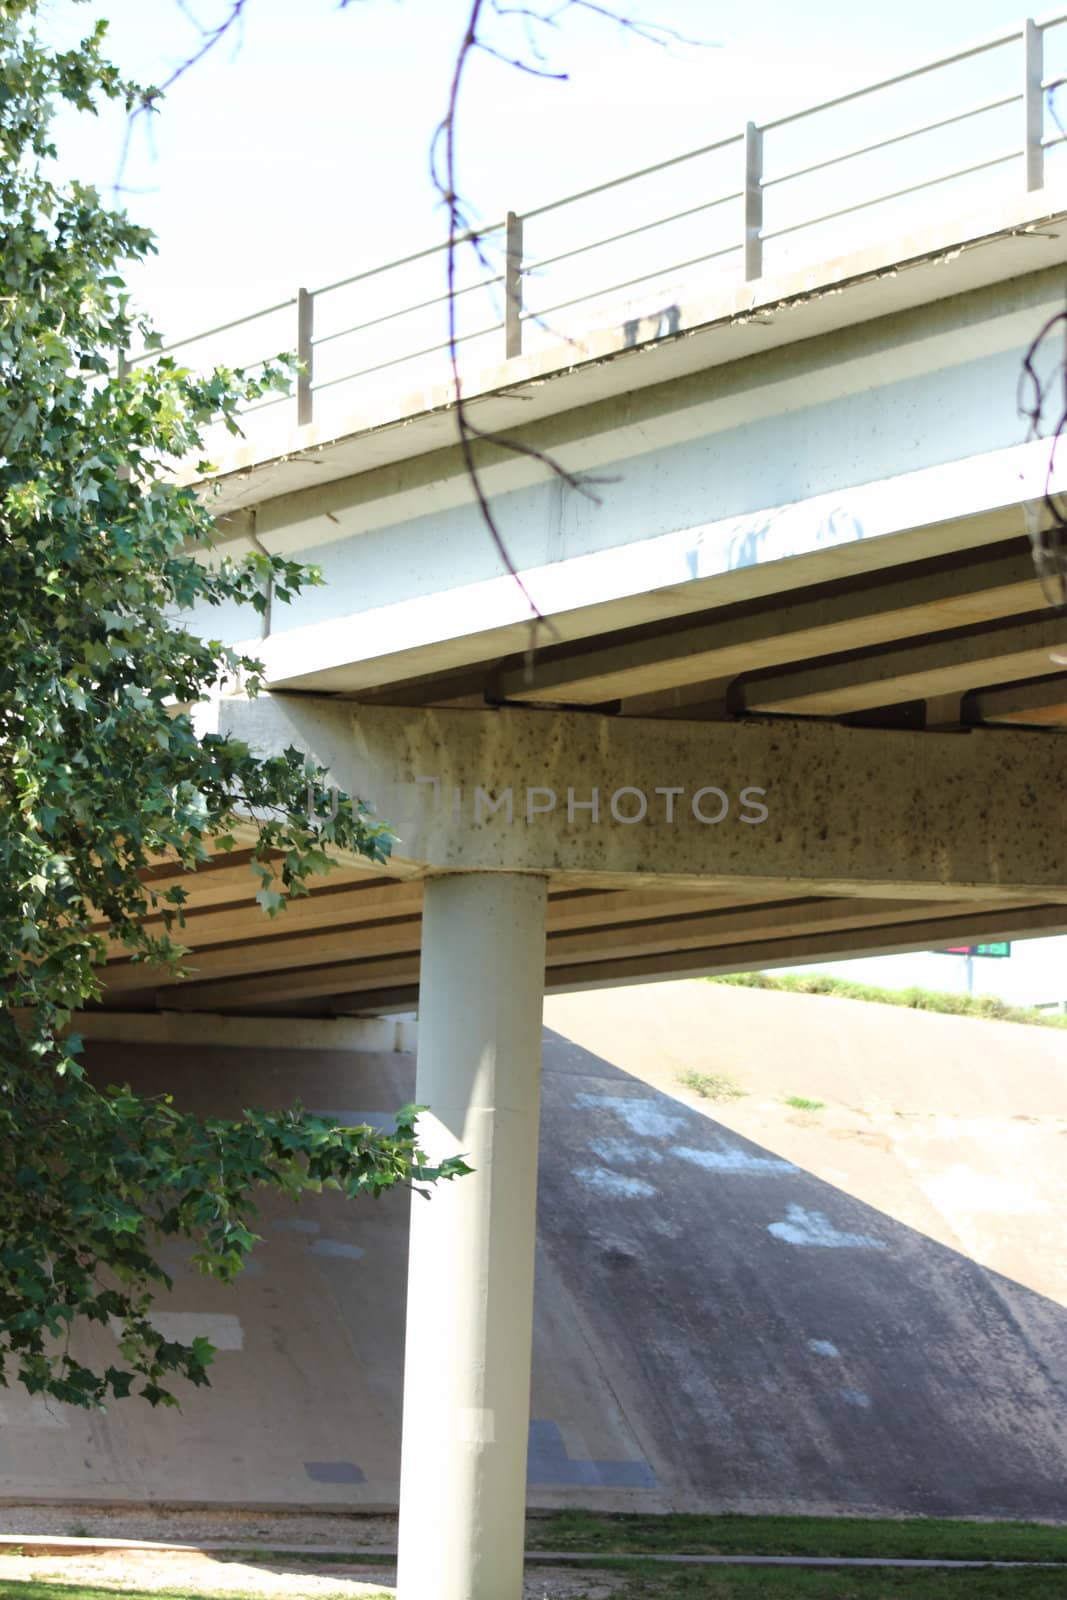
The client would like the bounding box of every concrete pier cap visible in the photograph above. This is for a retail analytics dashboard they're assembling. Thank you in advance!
[216,692,1067,902]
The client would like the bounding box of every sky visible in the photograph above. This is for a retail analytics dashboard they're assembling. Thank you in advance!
[36,0,1067,1005]
[40,0,1064,336]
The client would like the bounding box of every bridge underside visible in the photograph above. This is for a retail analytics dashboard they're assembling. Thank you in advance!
[94,521,1067,1019]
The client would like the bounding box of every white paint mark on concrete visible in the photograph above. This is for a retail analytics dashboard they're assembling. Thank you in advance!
[0,1397,68,1429]
[808,1339,841,1358]
[674,1144,795,1174]
[921,1165,1044,1217]
[588,1136,664,1166]
[575,1166,658,1199]
[458,1407,495,1444]
[767,1205,888,1250]
[109,1312,245,1350]
[839,1387,872,1408]
[575,1094,686,1138]
[310,1239,365,1260]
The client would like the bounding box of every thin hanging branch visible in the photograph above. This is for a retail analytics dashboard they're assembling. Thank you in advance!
[121,0,708,647]
[432,0,709,644]
[1018,85,1067,611]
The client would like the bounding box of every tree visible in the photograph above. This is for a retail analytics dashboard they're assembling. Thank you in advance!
[0,0,468,1410]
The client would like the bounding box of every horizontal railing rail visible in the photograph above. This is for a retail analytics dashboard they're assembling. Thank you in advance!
[120,10,1067,445]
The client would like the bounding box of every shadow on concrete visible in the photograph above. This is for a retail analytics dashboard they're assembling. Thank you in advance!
[6,1029,1064,1521]
[537,1026,1067,1519]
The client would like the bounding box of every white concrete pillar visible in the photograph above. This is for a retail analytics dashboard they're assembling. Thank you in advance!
[396,871,549,1600]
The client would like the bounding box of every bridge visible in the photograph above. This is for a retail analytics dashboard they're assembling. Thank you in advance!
[87,15,1067,1600]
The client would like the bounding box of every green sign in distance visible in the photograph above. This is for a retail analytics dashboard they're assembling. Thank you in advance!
[941,943,1011,957]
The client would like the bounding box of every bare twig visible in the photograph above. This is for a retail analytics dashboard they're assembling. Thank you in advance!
[1018,302,1067,609]
[115,1,249,197]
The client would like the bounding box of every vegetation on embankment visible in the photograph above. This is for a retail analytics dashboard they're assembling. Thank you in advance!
[707,972,1067,1029]
[527,1509,1067,1561]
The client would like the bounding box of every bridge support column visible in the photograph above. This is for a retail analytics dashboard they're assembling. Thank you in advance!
[396,871,549,1600]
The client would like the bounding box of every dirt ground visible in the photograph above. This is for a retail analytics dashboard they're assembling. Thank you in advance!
[0,1512,621,1598]
[0,1507,398,1549]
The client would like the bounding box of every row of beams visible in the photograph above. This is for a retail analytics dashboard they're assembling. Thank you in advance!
[131,894,1031,1012]
[740,613,1067,716]
[493,547,1045,707]
[100,877,424,958]
[93,859,390,928]
[99,888,773,992]
[546,903,1067,992]
[118,902,1067,1017]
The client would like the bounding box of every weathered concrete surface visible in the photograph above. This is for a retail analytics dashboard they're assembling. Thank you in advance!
[5,984,1067,1518]
[219,696,1067,903]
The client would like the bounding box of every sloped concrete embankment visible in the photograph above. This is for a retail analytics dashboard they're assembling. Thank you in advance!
[3,981,1065,1518]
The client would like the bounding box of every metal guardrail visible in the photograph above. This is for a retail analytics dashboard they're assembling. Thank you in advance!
[127,10,1067,439]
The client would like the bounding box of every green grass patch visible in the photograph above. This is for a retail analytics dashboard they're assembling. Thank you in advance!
[677,1069,747,1102]
[586,1564,1067,1597]
[526,1511,1067,1562]
[783,1096,825,1112]
[707,972,1067,1030]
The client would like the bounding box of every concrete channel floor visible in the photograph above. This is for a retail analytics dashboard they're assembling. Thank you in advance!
[3,980,1066,1520]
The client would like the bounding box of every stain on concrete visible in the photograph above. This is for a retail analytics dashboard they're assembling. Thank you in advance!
[767,1204,888,1249]
[309,1240,365,1260]
[527,1420,656,1488]
[588,1135,664,1165]
[574,1167,657,1199]
[574,1093,686,1138]
[0,1397,68,1429]
[839,1388,873,1409]
[808,1339,841,1358]
[303,1461,366,1484]
[674,1143,796,1174]
[108,1312,245,1350]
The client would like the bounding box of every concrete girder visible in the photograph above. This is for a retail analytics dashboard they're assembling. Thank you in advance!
[740,614,1067,716]
[545,902,1067,993]
[216,695,1067,901]
[967,673,1067,728]
[493,546,1045,708]
[142,894,1042,1014]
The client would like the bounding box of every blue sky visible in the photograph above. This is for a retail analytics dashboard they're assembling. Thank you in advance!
[43,0,1060,336]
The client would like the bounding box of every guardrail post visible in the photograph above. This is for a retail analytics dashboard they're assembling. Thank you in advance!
[1025,18,1044,192]
[296,287,314,426]
[505,211,524,358]
[744,121,764,281]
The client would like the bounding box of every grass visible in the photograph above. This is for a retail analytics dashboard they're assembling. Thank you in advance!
[677,1069,747,1102]
[783,1095,825,1111]
[525,1511,1067,1562]
[8,1517,1067,1600]
[5,1576,1067,1600]
[707,972,1067,1030]
[585,1567,1067,1597]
